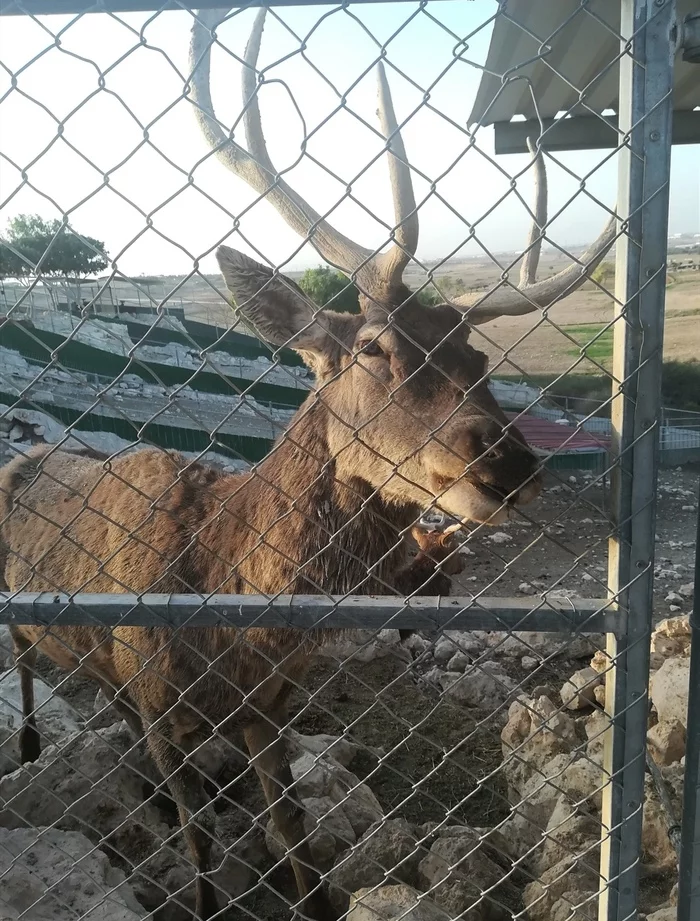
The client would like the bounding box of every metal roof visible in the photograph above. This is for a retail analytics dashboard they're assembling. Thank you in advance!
[505,413,609,454]
[469,0,700,152]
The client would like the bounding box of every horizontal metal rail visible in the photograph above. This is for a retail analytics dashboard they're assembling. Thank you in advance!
[0,591,616,632]
[1,0,431,16]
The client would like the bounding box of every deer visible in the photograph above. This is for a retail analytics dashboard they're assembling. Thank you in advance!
[0,8,615,921]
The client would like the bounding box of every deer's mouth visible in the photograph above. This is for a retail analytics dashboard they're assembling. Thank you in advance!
[429,472,540,525]
[470,480,512,505]
[429,474,511,525]
[433,474,509,503]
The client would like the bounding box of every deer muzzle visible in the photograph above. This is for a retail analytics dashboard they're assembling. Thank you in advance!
[428,467,542,526]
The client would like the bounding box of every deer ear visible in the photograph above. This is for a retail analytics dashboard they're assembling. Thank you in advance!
[216,246,331,354]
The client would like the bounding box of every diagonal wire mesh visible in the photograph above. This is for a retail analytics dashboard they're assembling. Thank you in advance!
[0,1,694,920]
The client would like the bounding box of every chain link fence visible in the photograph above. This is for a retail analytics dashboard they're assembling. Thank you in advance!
[0,1,697,920]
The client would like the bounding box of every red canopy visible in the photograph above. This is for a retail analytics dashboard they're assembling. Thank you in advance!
[506,412,610,453]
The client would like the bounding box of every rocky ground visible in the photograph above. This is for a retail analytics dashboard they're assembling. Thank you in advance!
[0,464,697,920]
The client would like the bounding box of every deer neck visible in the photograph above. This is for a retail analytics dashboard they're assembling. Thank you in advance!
[243,395,416,594]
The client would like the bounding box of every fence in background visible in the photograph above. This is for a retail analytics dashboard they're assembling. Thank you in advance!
[0,2,698,921]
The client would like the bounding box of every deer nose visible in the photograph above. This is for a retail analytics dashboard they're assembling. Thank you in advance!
[464,417,541,491]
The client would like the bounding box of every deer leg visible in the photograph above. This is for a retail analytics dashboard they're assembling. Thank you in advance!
[145,717,219,920]
[10,629,41,764]
[95,681,181,816]
[244,711,336,921]
[96,679,145,739]
[101,686,220,820]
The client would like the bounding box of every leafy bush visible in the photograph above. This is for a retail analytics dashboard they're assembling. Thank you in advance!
[591,261,615,288]
[298,266,360,313]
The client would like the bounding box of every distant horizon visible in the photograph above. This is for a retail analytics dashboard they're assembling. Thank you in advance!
[1,226,698,287]
[2,218,699,279]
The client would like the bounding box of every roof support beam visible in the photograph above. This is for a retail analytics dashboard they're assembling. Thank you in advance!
[493,110,700,154]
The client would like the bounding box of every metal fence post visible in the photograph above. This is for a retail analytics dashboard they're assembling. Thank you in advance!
[599,1,677,920]
[678,479,700,918]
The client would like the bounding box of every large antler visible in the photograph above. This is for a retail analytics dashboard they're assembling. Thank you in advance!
[450,139,616,324]
[189,7,418,301]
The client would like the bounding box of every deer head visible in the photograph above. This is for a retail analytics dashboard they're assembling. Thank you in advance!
[189,8,616,526]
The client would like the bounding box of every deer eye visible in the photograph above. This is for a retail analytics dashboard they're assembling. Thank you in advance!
[359,340,385,357]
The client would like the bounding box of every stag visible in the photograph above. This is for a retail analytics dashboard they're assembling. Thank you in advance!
[0,8,615,920]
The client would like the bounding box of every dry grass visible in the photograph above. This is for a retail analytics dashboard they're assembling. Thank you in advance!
[103,259,700,379]
[418,263,700,378]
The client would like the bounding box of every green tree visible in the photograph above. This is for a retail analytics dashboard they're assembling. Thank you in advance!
[416,286,442,306]
[0,214,108,279]
[298,266,360,313]
[591,261,615,288]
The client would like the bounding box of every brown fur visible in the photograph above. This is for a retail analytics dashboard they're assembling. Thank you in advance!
[0,271,542,920]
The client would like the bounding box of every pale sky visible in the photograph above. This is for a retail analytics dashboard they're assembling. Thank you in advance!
[0,2,698,277]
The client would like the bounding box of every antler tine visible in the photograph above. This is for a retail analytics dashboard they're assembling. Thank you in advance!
[519,137,547,287]
[240,9,378,279]
[373,62,419,293]
[189,9,245,168]
[190,7,419,300]
[449,142,616,324]
[190,8,374,280]
[452,215,617,324]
